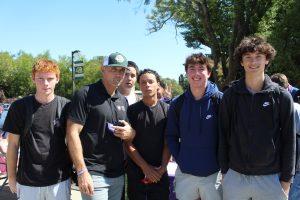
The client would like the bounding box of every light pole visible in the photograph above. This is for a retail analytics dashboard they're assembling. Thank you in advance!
[71,50,84,95]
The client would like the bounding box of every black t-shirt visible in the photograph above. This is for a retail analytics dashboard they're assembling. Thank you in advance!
[68,80,128,178]
[127,100,169,169]
[3,96,71,186]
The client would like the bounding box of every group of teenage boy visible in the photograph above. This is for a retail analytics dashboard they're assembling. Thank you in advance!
[2,35,299,200]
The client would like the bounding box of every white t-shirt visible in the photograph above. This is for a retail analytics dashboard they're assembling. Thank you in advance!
[125,91,138,106]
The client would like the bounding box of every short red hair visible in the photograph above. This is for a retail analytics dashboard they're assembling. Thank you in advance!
[32,59,60,78]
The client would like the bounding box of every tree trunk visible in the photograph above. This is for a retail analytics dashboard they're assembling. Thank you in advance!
[226,0,247,84]
[196,0,222,86]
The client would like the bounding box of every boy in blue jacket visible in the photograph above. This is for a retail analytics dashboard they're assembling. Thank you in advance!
[166,53,222,200]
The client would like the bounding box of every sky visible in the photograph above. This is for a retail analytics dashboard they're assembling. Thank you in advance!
[0,0,210,80]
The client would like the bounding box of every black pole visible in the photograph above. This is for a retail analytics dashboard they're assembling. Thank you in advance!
[71,50,80,95]
[71,51,75,95]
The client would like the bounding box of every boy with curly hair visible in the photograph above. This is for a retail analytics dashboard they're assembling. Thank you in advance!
[219,36,295,200]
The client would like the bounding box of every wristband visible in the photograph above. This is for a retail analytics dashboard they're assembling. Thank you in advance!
[77,168,88,176]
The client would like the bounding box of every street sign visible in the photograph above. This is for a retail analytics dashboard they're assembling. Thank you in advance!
[72,58,84,79]
[73,61,83,67]
[71,50,84,94]
[74,65,84,79]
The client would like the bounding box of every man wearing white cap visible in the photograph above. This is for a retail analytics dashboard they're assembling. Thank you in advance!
[67,52,136,200]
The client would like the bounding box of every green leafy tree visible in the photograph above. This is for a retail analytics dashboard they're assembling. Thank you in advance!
[75,56,104,90]
[128,0,283,86]
[10,51,35,97]
[162,77,183,97]
[178,74,188,91]
[57,56,104,98]
[56,56,73,98]
[0,52,106,98]
[0,52,15,96]
[258,0,300,86]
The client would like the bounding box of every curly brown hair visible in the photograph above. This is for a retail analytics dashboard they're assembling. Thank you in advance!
[270,73,289,89]
[234,36,276,66]
[184,53,213,72]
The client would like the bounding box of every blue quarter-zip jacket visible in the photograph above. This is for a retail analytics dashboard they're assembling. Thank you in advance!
[166,82,222,176]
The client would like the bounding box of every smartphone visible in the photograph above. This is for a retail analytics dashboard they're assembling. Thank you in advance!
[114,121,125,127]
[107,121,125,134]
[107,122,115,133]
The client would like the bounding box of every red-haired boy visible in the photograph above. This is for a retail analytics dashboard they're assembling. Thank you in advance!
[4,59,71,200]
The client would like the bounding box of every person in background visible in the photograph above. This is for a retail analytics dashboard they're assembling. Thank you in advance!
[270,73,299,102]
[157,80,172,104]
[118,61,140,105]
[288,83,299,101]
[271,73,300,200]
[0,90,5,119]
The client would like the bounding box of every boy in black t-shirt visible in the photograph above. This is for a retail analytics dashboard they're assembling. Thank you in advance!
[125,69,170,200]
[3,59,71,200]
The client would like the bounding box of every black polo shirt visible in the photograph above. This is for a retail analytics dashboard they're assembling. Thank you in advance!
[69,80,128,177]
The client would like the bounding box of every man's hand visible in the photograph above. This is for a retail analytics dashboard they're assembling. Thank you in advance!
[163,84,172,99]
[8,176,17,193]
[280,181,290,195]
[155,165,167,176]
[113,120,135,141]
[78,171,94,196]
[142,164,162,183]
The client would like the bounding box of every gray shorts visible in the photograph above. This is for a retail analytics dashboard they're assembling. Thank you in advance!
[174,167,222,200]
[222,169,288,200]
[17,178,71,200]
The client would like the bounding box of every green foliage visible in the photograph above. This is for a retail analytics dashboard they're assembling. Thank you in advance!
[8,51,35,97]
[142,0,300,86]
[0,51,182,99]
[0,52,104,99]
[0,52,15,94]
[178,74,188,91]
[74,56,104,91]
[56,56,73,98]
[162,77,183,97]
[261,0,300,86]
